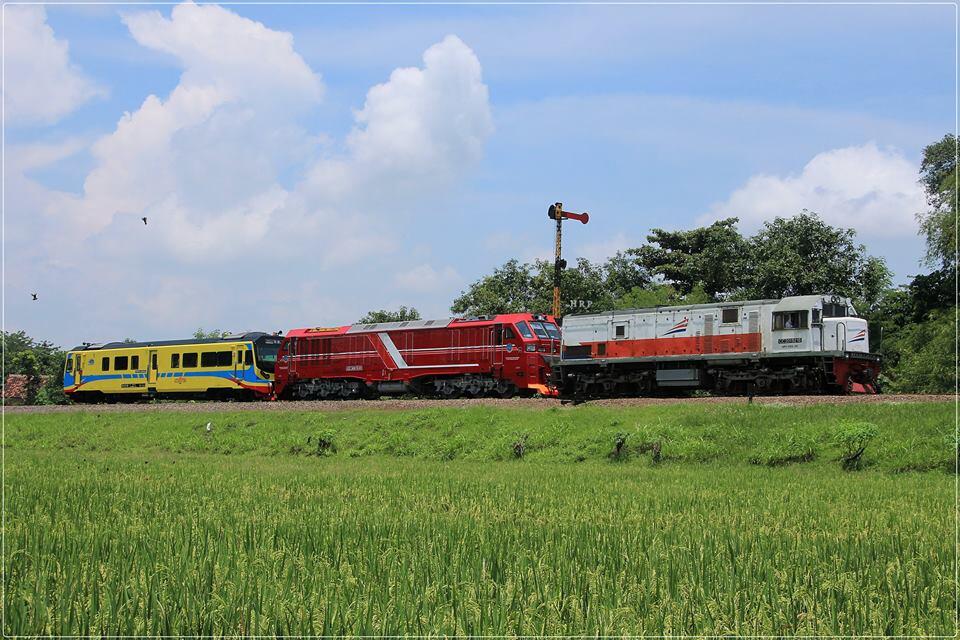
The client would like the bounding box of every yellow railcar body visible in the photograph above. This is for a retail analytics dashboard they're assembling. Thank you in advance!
[64,333,279,401]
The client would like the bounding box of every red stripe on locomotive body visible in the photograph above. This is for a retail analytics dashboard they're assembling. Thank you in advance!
[584,332,763,358]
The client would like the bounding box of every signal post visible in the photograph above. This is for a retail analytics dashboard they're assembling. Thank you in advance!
[547,202,589,319]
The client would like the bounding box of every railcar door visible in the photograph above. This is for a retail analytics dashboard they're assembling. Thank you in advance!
[836,322,846,352]
[148,350,158,387]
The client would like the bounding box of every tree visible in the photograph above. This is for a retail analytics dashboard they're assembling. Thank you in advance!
[358,306,422,324]
[1,330,68,405]
[881,307,956,393]
[917,134,957,269]
[636,218,749,299]
[743,211,891,313]
[451,260,540,316]
[193,328,225,339]
[615,283,710,310]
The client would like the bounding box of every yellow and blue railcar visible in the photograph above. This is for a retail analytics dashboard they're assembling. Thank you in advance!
[63,332,281,402]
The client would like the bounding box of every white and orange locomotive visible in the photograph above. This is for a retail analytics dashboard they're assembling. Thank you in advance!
[552,294,880,397]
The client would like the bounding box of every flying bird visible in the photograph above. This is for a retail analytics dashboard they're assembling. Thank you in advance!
[141,217,148,226]
[30,293,37,301]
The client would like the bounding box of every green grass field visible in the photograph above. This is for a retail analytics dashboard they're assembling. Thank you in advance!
[5,401,956,635]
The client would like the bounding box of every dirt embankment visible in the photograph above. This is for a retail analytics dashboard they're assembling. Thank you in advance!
[5,394,953,415]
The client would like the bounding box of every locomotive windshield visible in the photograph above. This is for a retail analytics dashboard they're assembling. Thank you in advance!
[542,322,561,340]
[528,322,550,339]
[515,322,534,339]
[253,335,282,373]
[822,302,850,318]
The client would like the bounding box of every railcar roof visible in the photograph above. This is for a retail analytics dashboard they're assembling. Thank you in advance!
[562,295,845,320]
[286,313,556,338]
[70,331,269,351]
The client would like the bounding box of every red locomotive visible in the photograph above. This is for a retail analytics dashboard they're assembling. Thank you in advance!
[273,313,561,399]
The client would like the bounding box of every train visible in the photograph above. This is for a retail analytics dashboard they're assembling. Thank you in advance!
[61,294,879,402]
[551,294,880,397]
[63,332,281,403]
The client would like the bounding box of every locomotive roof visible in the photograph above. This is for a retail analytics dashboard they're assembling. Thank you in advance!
[71,331,271,351]
[563,294,847,319]
[286,313,555,338]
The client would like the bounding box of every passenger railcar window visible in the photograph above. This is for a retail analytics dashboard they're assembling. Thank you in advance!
[114,356,128,371]
[183,353,198,368]
[131,355,140,370]
[245,350,253,365]
[102,357,109,371]
[217,351,232,366]
[721,308,740,324]
[65,357,73,373]
[171,354,180,368]
[201,352,218,367]
[615,324,626,338]
[773,311,809,330]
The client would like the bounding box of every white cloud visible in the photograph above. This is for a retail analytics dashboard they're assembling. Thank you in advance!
[702,143,925,238]
[9,4,494,346]
[301,35,493,206]
[3,5,103,125]
[394,263,461,292]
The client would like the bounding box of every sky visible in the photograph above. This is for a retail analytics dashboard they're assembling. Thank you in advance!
[4,1,955,347]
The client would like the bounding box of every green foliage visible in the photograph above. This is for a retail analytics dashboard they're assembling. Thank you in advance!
[749,431,817,466]
[5,402,954,635]
[832,420,879,470]
[881,307,956,394]
[917,133,957,269]
[451,254,649,316]
[358,306,421,324]
[8,401,952,472]
[615,283,710,310]
[193,328,225,339]
[636,218,749,298]
[2,330,67,405]
[742,211,891,313]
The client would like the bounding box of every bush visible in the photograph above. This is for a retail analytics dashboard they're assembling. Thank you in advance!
[832,420,879,470]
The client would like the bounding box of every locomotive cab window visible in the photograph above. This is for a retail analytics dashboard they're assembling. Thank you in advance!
[613,323,627,339]
[721,307,740,324]
[516,322,534,339]
[822,302,848,318]
[504,327,516,340]
[171,353,180,368]
[245,350,253,365]
[183,353,198,368]
[812,309,822,325]
[65,356,73,373]
[114,356,128,371]
[773,310,809,330]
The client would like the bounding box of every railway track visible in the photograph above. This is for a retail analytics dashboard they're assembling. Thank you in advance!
[6,394,953,415]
